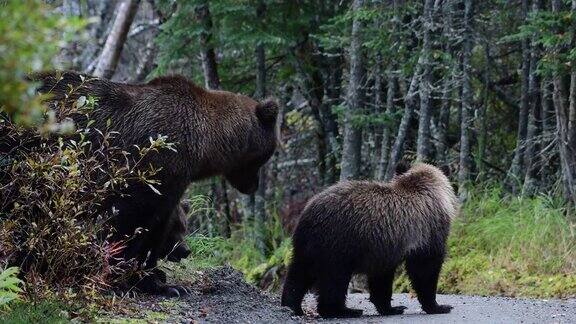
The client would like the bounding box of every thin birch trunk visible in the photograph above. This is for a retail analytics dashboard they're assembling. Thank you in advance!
[253,0,267,252]
[340,0,366,181]
[416,0,435,161]
[384,63,423,181]
[522,0,543,196]
[507,0,531,193]
[93,0,141,79]
[458,0,474,201]
[376,70,396,180]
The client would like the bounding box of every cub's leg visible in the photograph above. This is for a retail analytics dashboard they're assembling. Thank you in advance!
[368,267,406,315]
[405,253,452,314]
[316,269,362,318]
[281,260,314,316]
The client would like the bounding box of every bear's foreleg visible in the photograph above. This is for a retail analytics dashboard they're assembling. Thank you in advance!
[368,267,406,315]
[405,253,452,314]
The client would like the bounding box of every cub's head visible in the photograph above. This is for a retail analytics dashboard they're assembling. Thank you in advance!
[224,98,279,194]
[162,205,191,263]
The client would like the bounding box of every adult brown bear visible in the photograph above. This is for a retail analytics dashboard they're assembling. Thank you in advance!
[33,71,278,296]
[281,163,458,318]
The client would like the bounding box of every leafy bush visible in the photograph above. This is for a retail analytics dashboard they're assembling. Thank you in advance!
[0,80,174,298]
[0,267,23,308]
[0,300,70,324]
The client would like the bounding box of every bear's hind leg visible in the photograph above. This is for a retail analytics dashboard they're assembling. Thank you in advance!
[405,253,452,314]
[281,260,314,316]
[316,269,362,318]
[368,267,406,315]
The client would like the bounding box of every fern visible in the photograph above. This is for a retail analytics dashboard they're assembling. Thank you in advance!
[0,267,23,307]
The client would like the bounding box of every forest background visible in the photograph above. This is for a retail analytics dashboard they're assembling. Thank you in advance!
[1,0,575,320]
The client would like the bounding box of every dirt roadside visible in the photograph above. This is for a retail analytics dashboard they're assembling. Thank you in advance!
[98,267,576,324]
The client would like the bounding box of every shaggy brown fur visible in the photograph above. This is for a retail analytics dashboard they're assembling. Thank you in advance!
[32,71,278,296]
[281,163,459,318]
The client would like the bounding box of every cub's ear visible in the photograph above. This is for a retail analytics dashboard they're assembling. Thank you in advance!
[256,98,279,128]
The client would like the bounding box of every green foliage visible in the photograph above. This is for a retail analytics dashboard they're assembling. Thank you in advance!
[183,210,291,289]
[185,235,233,270]
[0,300,70,324]
[402,187,576,298]
[0,85,175,298]
[0,0,84,126]
[0,267,23,308]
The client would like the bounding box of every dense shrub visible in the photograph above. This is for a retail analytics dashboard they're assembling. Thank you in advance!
[0,80,174,297]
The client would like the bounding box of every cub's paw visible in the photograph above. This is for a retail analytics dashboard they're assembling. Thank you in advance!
[377,305,407,315]
[423,304,453,314]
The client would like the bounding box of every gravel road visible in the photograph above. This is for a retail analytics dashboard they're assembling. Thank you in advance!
[103,267,575,324]
[301,293,576,324]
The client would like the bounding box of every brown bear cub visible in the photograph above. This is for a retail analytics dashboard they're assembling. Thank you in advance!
[281,163,459,318]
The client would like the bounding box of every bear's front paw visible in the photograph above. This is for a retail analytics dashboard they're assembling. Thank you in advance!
[423,304,453,314]
[377,305,407,315]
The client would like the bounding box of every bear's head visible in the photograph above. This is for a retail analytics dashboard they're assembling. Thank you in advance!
[223,98,279,194]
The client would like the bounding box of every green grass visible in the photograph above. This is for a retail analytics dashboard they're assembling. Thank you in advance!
[0,301,70,324]
[437,188,576,298]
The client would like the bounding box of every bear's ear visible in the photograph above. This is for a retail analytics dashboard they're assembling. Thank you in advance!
[439,164,452,178]
[256,98,279,128]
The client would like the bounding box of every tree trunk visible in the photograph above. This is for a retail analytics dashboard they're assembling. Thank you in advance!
[476,43,490,177]
[376,70,396,180]
[340,0,366,181]
[384,63,423,181]
[195,1,220,90]
[458,0,474,201]
[133,36,158,82]
[550,0,576,207]
[435,0,455,165]
[93,0,141,79]
[322,50,343,183]
[416,0,434,162]
[253,0,267,253]
[507,0,531,193]
[522,0,543,196]
[293,47,329,184]
[81,0,116,73]
[436,69,453,165]
[372,52,384,175]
